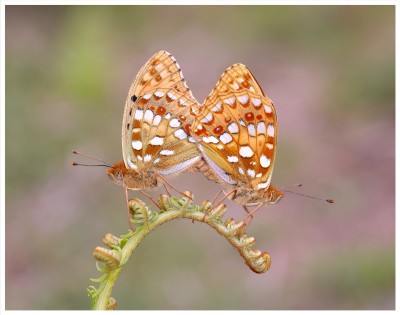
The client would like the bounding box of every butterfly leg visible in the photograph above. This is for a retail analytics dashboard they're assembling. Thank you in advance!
[244,202,264,227]
[211,190,224,205]
[139,190,161,210]
[243,205,251,214]
[162,183,172,197]
[155,174,192,200]
[213,189,237,208]
[202,189,237,222]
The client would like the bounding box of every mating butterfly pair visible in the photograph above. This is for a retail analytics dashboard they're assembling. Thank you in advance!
[107,51,283,225]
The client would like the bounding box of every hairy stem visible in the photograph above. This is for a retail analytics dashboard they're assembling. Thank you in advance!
[89,192,271,310]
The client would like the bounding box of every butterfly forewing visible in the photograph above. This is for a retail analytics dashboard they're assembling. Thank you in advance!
[122,51,199,174]
[128,51,193,97]
[192,64,278,191]
[208,63,265,98]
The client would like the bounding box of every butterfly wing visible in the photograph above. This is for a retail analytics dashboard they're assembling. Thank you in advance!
[122,51,200,174]
[210,63,265,97]
[192,64,277,191]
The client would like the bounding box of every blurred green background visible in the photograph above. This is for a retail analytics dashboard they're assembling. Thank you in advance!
[5,5,394,310]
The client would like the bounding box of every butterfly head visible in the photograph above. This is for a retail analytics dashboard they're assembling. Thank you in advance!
[107,161,144,190]
[266,185,284,205]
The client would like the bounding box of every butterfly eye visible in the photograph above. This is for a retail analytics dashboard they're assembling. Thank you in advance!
[115,172,122,181]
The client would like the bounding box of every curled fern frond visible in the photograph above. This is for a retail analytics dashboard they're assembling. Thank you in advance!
[106,297,117,310]
[88,192,272,309]
[93,247,120,270]
[102,233,121,248]
[128,198,153,226]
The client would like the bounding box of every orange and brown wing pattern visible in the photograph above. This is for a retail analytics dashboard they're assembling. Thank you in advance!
[206,63,265,103]
[128,88,200,174]
[122,51,200,174]
[128,50,193,97]
[192,64,277,191]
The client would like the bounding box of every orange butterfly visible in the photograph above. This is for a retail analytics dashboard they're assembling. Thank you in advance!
[191,64,283,225]
[106,51,201,227]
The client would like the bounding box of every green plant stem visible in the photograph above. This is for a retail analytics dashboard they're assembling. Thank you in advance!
[91,195,271,310]
[93,209,204,310]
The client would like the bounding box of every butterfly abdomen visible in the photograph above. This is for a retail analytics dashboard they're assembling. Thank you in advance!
[194,157,230,186]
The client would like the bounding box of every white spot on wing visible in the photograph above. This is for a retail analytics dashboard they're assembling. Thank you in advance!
[211,102,222,112]
[153,115,162,126]
[154,91,165,98]
[144,154,152,162]
[257,121,266,134]
[150,136,164,146]
[251,98,262,107]
[160,149,174,156]
[267,124,275,137]
[228,122,239,134]
[153,158,160,164]
[247,169,256,178]
[248,124,256,137]
[144,110,154,123]
[219,132,233,144]
[257,175,272,189]
[174,128,187,140]
[143,94,152,100]
[238,95,249,104]
[266,143,274,149]
[132,140,142,150]
[127,155,137,169]
[169,118,181,127]
[264,104,272,113]
[227,156,239,163]
[260,154,271,168]
[239,146,254,158]
[201,112,213,123]
[134,109,143,121]
[238,119,246,126]
[224,96,236,106]
[238,167,244,175]
[164,113,171,120]
[202,136,219,144]
[167,92,177,100]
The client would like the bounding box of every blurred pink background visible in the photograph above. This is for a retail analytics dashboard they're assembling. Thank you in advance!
[5,5,394,310]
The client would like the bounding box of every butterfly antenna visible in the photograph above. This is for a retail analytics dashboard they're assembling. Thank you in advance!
[282,189,334,204]
[72,162,113,168]
[71,150,110,164]
[281,182,303,190]
[71,150,113,168]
